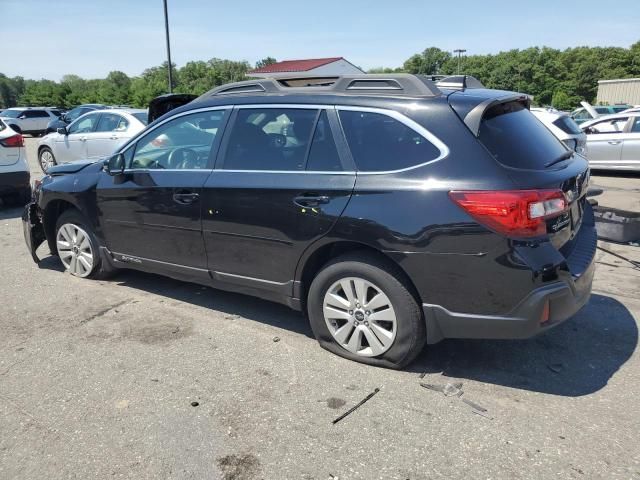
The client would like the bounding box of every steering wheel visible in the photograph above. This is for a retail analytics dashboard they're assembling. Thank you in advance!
[268,134,286,149]
[168,147,199,169]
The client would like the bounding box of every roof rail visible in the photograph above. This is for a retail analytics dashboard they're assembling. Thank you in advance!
[200,74,442,99]
[436,75,484,90]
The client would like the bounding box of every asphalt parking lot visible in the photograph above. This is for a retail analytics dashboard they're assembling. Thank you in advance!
[1,137,639,479]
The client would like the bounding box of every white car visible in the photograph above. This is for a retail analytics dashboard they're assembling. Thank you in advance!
[581,112,640,171]
[0,119,30,205]
[37,109,148,172]
[0,107,60,136]
[530,107,587,155]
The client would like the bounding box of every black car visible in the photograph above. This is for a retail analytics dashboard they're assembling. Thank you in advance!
[44,104,108,135]
[22,74,596,368]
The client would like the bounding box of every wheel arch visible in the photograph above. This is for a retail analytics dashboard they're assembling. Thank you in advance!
[295,240,423,309]
[42,198,79,254]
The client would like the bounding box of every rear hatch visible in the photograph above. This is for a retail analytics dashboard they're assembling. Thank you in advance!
[448,91,590,251]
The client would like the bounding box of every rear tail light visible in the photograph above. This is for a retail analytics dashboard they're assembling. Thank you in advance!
[0,133,24,148]
[449,189,568,238]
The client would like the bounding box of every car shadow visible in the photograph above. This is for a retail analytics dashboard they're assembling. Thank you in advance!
[111,269,314,338]
[0,204,24,220]
[409,294,638,397]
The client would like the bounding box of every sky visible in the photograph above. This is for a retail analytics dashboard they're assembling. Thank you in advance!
[1,0,639,81]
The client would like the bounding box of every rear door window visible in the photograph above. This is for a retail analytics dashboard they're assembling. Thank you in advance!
[338,110,441,172]
[221,108,318,171]
[25,110,49,118]
[478,101,568,170]
[306,111,342,171]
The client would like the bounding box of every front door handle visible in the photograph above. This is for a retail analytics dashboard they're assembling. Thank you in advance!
[608,140,622,145]
[293,194,330,208]
[173,192,200,205]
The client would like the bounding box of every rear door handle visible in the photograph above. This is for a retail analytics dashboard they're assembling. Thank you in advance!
[172,192,200,205]
[608,140,621,145]
[293,194,330,208]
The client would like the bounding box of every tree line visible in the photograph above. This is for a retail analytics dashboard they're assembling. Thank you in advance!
[1,44,638,111]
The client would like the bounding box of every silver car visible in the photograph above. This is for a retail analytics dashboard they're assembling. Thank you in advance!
[37,109,148,172]
[530,107,587,155]
[581,112,640,171]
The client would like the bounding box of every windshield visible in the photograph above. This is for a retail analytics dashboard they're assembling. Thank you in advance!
[1,110,22,118]
[133,112,149,125]
[478,101,568,170]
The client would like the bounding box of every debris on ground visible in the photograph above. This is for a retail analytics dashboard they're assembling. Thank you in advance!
[332,388,380,424]
[272,336,281,342]
[420,382,463,397]
[191,401,199,407]
[462,398,488,413]
[472,409,493,420]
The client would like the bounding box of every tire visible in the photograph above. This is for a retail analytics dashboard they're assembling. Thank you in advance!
[307,252,426,369]
[55,209,112,279]
[39,147,57,173]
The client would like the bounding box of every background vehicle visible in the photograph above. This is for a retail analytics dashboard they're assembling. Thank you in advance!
[44,104,108,135]
[571,102,631,124]
[37,108,148,172]
[0,120,30,205]
[581,112,640,171]
[0,107,59,136]
[23,75,595,369]
[531,107,587,154]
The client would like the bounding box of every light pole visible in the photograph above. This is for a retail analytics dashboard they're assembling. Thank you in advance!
[454,49,467,75]
[163,0,173,93]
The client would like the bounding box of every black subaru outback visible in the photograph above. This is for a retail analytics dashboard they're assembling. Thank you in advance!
[23,74,595,369]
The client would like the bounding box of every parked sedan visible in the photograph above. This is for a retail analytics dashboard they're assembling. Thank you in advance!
[44,104,108,135]
[37,109,148,172]
[581,112,640,171]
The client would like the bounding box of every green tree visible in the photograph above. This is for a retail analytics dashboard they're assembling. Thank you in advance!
[255,57,277,69]
[403,47,451,75]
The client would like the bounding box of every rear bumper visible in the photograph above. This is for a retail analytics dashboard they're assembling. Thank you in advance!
[424,221,597,344]
[0,170,30,195]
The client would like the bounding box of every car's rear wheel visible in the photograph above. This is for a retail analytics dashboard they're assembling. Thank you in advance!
[307,252,426,369]
[55,209,111,279]
[39,147,56,173]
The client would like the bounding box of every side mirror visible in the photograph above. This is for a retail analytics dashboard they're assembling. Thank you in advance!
[57,127,67,135]
[105,153,125,176]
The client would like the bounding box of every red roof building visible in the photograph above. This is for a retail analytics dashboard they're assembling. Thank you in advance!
[249,57,364,78]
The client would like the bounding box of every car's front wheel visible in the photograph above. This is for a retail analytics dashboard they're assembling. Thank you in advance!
[39,147,56,173]
[55,209,111,279]
[307,252,426,369]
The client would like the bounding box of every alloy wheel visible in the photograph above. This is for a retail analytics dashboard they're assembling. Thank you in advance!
[40,150,55,172]
[56,223,94,277]
[323,277,397,357]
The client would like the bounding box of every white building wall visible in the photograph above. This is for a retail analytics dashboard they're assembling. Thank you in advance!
[597,78,640,105]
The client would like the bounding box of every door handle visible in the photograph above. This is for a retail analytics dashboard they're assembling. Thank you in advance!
[608,140,621,145]
[293,194,330,208]
[172,192,200,205]
[110,135,119,140]
[80,136,87,141]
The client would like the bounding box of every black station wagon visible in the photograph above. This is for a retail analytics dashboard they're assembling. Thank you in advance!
[23,74,596,368]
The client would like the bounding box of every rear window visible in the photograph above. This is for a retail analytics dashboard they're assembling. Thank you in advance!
[553,116,582,135]
[338,110,441,172]
[478,102,568,170]
[133,112,149,125]
[1,110,22,118]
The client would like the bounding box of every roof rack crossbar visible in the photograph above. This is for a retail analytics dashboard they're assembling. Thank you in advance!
[202,74,444,98]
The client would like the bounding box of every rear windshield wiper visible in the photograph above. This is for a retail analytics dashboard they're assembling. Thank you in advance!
[545,150,573,168]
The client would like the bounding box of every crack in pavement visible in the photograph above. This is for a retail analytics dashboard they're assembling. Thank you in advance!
[80,300,131,325]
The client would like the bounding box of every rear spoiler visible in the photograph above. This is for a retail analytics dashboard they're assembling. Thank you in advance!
[449,92,531,137]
